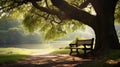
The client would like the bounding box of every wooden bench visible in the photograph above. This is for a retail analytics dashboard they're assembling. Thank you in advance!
[69,38,94,55]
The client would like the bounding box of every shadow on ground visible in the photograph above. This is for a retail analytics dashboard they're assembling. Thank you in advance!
[0,54,93,67]
[0,54,120,67]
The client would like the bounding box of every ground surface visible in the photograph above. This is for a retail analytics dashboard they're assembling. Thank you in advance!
[0,49,95,67]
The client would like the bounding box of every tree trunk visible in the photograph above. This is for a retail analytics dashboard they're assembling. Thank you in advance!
[89,0,120,56]
[93,12,120,56]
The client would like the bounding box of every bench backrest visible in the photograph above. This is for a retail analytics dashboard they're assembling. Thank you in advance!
[76,38,94,47]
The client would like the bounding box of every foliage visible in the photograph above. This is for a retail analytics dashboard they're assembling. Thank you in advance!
[1,0,119,41]
[0,17,41,45]
[0,0,120,55]
[115,0,120,23]
[0,0,86,40]
[23,6,85,40]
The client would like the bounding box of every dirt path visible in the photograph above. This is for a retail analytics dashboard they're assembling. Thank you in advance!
[0,50,94,67]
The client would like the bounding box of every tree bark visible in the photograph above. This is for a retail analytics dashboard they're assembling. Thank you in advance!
[93,14,120,56]
[90,0,120,56]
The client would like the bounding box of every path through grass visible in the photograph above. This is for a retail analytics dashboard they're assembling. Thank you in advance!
[0,47,54,64]
[0,47,120,67]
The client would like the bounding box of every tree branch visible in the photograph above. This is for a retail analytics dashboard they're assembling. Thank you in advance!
[31,0,69,21]
[79,0,89,9]
[51,0,96,27]
[31,1,58,16]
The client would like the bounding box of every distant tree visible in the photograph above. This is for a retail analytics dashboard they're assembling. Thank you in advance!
[0,0,120,56]
[0,18,21,30]
[0,18,22,45]
[0,17,41,45]
[7,28,24,44]
[0,31,8,45]
[24,33,41,44]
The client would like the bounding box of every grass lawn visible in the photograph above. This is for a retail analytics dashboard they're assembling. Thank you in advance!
[0,47,55,64]
[0,47,39,64]
[51,49,70,54]
[0,47,120,67]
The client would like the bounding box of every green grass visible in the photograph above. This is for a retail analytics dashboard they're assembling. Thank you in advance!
[0,54,27,64]
[51,48,84,55]
[0,47,55,64]
[0,47,120,67]
[0,47,37,64]
[51,49,70,54]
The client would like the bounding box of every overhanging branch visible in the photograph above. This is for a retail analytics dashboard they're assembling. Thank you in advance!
[31,0,69,21]
[51,0,96,27]
[31,1,59,16]
[79,0,89,9]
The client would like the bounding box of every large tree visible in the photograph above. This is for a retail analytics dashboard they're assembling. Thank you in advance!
[0,0,120,56]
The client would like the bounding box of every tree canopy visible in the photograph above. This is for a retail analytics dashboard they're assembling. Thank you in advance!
[0,0,95,40]
[1,0,120,56]
[0,0,120,40]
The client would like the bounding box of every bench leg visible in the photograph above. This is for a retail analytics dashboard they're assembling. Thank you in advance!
[76,49,80,55]
[69,49,73,55]
[69,49,80,55]
[69,51,72,55]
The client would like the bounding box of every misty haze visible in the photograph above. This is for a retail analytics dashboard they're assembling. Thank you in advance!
[0,18,119,49]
